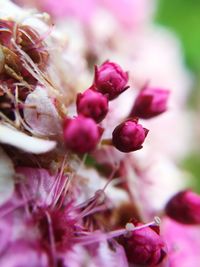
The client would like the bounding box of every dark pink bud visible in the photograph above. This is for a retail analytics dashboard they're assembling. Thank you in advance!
[165,190,200,225]
[63,116,103,154]
[130,87,170,119]
[94,61,129,100]
[112,119,148,153]
[76,88,109,123]
[121,224,167,266]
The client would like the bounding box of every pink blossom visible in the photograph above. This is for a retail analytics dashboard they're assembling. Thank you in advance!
[112,119,149,152]
[34,207,77,251]
[16,167,67,207]
[101,0,152,29]
[24,0,152,29]
[120,222,167,266]
[39,0,97,23]
[130,87,170,119]
[76,88,109,123]
[63,116,103,154]
[162,217,200,267]
[165,190,200,225]
[0,219,12,254]
[94,61,129,100]
[0,240,49,267]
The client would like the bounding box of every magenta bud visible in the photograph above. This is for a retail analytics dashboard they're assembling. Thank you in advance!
[94,61,129,100]
[122,224,167,266]
[63,116,103,154]
[112,119,149,153]
[76,88,109,123]
[130,87,170,119]
[165,190,200,225]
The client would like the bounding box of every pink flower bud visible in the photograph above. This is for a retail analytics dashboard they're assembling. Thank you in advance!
[76,88,109,123]
[94,61,129,100]
[130,87,170,119]
[165,190,200,225]
[121,224,167,266]
[112,119,148,153]
[63,116,103,154]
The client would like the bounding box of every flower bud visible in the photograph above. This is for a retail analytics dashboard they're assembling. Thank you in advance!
[112,119,148,153]
[121,224,167,266]
[165,190,200,225]
[130,87,170,119]
[76,88,109,123]
[63,116,103,154]
[94,61,129,100]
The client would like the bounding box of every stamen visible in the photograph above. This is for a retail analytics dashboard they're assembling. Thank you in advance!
[45,211,57,267]
[73,220,157,245]
[125,223,135,231]
[154,216,161,226]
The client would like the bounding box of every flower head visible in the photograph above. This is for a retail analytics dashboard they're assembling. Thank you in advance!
[112,119,148,152]
[165,190,200,225]
[76,88,109,123]
[130,87,170,119]
[63,116,103,154]
[0,19,49,121]
[94,61,129,100]
[0,19,48,71]
[162,217,200,267]
[35,207,76,251]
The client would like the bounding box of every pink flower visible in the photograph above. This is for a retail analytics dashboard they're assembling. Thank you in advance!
[76,88,109,123]
[162,217,200,267]
[130,87,170,119]
[34,207,76,251]
[19,0,150,29]
[94,61,129,100]
[63,116,103,154]
[112,119,148,152]
[16,167,67,207]
[165,190,200,225]
[0,240,49,267]
[101,0,151,29]
[120,223,167,266]
[0,219,12,254]
[39,0,97,23]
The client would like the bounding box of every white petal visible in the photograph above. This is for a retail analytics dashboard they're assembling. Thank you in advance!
[0,124,56,154]
[24,86,62,136]
[0,147,14,205]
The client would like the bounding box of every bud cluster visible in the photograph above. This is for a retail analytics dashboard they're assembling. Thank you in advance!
[63,61,170,154]
[63,61,129,154]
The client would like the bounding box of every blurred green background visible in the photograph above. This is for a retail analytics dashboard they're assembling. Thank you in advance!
[156,0,200,191]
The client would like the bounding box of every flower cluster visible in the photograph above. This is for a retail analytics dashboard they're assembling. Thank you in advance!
[0,1,196,267]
